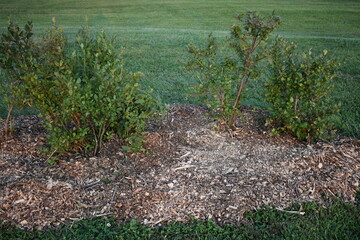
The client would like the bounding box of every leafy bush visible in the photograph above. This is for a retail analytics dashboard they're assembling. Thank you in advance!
[0,20,36,136]
[265,38,340,142]
[41,25,159,156]
[186,11,281,127]
[0,19,160,158]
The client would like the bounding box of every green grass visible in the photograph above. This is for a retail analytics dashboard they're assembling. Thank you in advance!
[1,200,359,239]
[0,0,359,137]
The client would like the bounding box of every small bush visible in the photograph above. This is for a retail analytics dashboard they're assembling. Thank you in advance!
[0,19,160,158]
[186,10,281,127]
[265,38,340,142]
[42,25,159,156]
[0,20,36,136]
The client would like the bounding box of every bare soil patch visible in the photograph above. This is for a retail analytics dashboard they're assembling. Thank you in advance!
[1,104,359,229]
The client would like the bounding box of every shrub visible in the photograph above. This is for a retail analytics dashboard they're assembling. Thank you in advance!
[42,26,159,157]
[186,11,281,127]
[0,20,36,136]
[265,38,340,142]
[0,19,160,159]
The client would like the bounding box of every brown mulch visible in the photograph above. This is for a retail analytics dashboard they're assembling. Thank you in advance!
[0,104,359,230]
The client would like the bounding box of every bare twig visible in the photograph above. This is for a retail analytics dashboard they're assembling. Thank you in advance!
[110,185,118,204]
[94,212,112,217]
[179,151,191,159]
[46,149,58,162]
[171,165,196,172]
[4,105,14,139]
[83,180,101,189]
[151,216,170,226]
[276,208,305,215]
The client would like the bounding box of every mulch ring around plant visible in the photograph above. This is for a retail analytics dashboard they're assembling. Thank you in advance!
[1,104,359,230]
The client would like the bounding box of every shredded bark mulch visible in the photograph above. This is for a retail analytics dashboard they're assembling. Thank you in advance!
[1,104,359,230]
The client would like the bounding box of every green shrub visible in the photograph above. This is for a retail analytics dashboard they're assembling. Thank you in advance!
[186,11,281,127]
[265,38,340,142]
[42,26,159,157]
[0,20,36,136]
[0,19,160,158]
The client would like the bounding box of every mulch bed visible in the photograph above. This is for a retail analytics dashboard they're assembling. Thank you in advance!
[1,104,359,230]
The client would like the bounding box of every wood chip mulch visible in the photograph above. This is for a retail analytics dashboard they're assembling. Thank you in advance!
[0,104,359,230]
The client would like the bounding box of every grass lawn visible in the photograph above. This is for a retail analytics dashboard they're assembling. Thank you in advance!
[1,0,359,137]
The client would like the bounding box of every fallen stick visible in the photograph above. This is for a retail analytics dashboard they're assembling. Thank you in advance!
[83,180,101,189]
[95,212,113,217]
[171,165,196,172]
[276,208,305,215]
[179,151,191,159]
[151,217,170,226]
[110,185,118,203]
